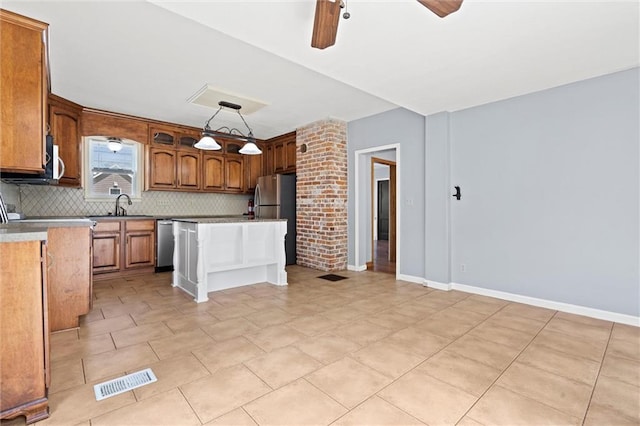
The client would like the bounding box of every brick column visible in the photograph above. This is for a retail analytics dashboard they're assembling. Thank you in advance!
[296,119,348,271]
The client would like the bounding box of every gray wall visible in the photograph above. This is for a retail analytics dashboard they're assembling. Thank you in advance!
[425,112,452,284]
[347,108,425,276]
[449,68,639,316]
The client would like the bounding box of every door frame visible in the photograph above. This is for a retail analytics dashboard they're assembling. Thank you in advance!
[373,177,389,241]
[370,157,396,266]
[354,143,400,279]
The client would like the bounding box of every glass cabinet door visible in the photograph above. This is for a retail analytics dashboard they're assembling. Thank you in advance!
[178,133,200,150]
[151,128,175,146]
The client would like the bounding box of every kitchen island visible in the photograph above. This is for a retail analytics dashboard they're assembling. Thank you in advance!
[172,218,288,302]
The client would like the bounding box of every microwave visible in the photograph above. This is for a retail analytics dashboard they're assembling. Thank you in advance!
[1,135,65,185]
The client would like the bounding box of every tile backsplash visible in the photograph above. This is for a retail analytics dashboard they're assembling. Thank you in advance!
[17,184,251,217]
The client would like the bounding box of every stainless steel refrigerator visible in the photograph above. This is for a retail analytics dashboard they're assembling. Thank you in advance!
[254,174,296,265]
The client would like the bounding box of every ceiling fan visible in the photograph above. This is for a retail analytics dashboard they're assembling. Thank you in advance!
[311,0,463,49]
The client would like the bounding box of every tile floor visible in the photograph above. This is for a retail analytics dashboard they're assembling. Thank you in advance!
[3,266,639,425]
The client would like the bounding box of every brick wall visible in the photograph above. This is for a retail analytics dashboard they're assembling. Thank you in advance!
[296,119,348,271]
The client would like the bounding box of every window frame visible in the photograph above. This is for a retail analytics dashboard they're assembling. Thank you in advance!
[82,136,144,202]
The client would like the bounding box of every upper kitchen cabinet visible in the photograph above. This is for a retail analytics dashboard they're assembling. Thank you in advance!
[245,142,264,193]
[201,139,244,193]
[265,131,296,175]
[150,125,201,150]
[145,146,201,191]
[149,126,176,147]
[146,147,177,190]
[81,108,149,143]
[176,129,201,151]
[48,95,82,187]
[0,9,49,174]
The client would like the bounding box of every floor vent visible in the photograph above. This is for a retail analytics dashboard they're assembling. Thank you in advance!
[318,274,348,282]
[94,368,157,401]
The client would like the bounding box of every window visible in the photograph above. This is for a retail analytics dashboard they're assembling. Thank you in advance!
[83,137,143,201]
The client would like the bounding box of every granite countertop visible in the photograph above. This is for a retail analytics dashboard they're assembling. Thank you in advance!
[173,217,287,224]
[5,218,94,228]
[0,226,48,243]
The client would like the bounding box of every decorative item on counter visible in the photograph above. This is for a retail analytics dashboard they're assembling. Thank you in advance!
[248,199,255,219]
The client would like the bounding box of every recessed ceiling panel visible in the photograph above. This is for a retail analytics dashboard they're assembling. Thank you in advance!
[187,84,268,115]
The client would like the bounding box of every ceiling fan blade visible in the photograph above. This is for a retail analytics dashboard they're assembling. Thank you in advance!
[416,0,463,18]
[311,0,342,49]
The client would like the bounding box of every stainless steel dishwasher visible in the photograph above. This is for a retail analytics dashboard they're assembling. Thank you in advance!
[156,219,174,272]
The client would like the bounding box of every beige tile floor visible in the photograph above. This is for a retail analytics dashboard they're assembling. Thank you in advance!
[3,266,639,425]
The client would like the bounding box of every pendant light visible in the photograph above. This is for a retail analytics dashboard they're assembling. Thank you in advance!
[106,137,123,153]
[196,101,262,155]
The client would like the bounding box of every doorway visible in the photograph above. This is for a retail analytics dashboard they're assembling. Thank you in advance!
[354,143,400,278]
[370,157,396,274]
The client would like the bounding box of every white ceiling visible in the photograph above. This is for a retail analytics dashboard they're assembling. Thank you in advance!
[4,1,639,140]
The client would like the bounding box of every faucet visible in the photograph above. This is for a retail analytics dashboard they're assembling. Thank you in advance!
[115,193,132,216]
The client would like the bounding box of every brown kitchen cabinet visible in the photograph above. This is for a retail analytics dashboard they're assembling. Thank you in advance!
[0,239,50,424]
[177,150,201,190]
[124,220,155,269]
[146,146,201,191]
[264,131,296,175]
[202,140,244,193]
[149,125,176,147]
[49,94,82,187]
[92,220,121,274]
[0,9,49,174]
[202,153,224,191]
[92,218,156,280]
[146,147,177,190]
[245,143,263,193]
[46,226,92,332]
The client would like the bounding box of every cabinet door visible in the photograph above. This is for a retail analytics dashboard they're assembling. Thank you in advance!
[0,240,48,420]
[49,101,81,187]
[0,10,48,174]
[202,154,224,191]
[149,126,176,147]
[285,139,297,172]
[225,155,244,192]
[177,151,200,190]
[147,148,176,190]
[273,142,286,173]
[92,233,121,273]
[125,231,155,269]
[124,220,156,269]
[47,227,91,332]
[263,144,274,176]
[245,148,263,193]
[177,131,200,151]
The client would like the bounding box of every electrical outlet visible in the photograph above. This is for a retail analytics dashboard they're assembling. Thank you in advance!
[460,264,466,272]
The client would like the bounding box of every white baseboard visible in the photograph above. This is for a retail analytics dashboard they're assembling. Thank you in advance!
[347,264,367,272]
[451,282,639,327]
[424,280,452,291]
[398,274,424,284]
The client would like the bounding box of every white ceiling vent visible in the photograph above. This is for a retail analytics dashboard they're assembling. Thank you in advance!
[94,368,157,401]
[187,85,268,114]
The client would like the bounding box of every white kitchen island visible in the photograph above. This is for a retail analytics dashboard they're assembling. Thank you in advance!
[172,218,288,302]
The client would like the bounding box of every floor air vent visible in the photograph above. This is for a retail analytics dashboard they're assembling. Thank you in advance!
[94,368,157,401]
[318,274,348,282]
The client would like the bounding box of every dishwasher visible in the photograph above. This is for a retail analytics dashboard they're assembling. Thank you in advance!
[156,219,174,272]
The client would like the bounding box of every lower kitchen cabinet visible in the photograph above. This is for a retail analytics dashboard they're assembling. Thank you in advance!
[92,220,121,273]
[92,218,156,280]
[0,239,50,424]
[124,219,155,269]
[47,226,92,332]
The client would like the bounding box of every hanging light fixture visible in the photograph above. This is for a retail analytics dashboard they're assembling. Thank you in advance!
[106,137,123,153]
[195,101,262,155]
